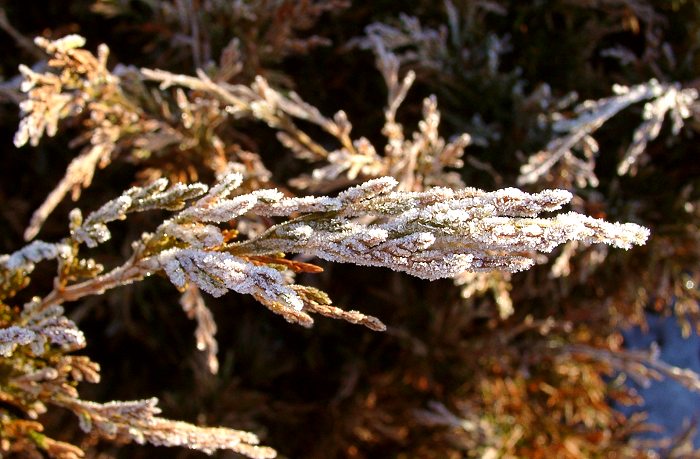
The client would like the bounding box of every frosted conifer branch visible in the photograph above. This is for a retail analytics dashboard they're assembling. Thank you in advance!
[519,79,699,186]
[142,43,471,193]
[14,36,128,241]
[210,175,649,280]
[19,174,648,331]
[140,173,648,289]
[64,398,276,458]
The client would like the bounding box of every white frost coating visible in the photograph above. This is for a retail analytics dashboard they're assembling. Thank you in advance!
[374,232,436,257]
[1,241,72,272]
[71,397,275,457]
[253,194,342,216]
[176,173,342,222]
[180,194,258,223]
[488,188,572,216]
[250,188,285,202]
[163,257,187,289]
[282,223,314,240]
[337,177,399,204]
[97,196,133,221]
[72,223,110,248]
[552,212,651,249]
[161,222,224,248]
[0,303,86,357]
[236,177,649,280]
[158,249,304,311]
[197,172,241,203]
[0,326,36,356]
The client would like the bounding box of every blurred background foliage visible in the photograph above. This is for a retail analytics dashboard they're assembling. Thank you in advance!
[1,0,700,457]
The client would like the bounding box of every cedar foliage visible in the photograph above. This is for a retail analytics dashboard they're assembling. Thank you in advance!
[0,1,699,457]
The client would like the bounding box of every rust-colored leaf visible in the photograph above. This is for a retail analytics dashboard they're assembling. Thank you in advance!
[245,255,324,273]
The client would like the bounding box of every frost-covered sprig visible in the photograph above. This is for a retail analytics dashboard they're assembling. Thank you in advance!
[70,179,208,248]
[159,248,303,308]
[0,240,72,274]
[62,398,276,458]
[104,173,624,327]
[0,299,85,357]
[12,174,648,338]
[151,174,646,282]
[25,174,648,325]
[232,201,648,281]
[155,248,311,327]
[519,79,699,186]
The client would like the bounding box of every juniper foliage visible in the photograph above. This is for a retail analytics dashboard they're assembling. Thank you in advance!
[0,1,699,457]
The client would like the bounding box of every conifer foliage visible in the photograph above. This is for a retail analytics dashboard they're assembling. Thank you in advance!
[0,1,699,457]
